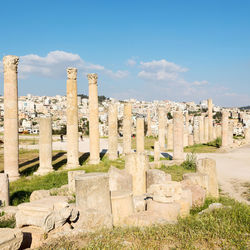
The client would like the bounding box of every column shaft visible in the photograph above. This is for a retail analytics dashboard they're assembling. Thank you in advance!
[173,111,184,160]
[108,103,118,160]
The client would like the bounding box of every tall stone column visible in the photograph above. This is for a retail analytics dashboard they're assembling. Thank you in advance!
[123,103,132,154]
[146,109,152,137]
[204,117,209,143]
[199,115,205,143]
[3,55,20,181]
[207,99,213,141]
[173,111,184,160]
[193,117,200,144]
[228,121,234,146]
[35,117,53,175]
[88,73,100,164]
[136,117,144,153]
[216,125,222,139]
[154,140,160,162]
[221,110,229,148]
[66,68,79,169]
[158,107,166,151]
[108,103,118,160]
[167,122,173,150]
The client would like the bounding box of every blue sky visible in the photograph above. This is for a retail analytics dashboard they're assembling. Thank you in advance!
[0,0,250,107]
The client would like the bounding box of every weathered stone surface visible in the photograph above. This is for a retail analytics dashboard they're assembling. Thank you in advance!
[181,189,192,207]
[75,173,112,229]
[147,200,180,222]
[173,111,184,160]
[147,182,182,203]
[167,122,173,150]
[146,169,171,190]
[136,117,145,153]
[68,170,86,194]
[158,107,166,151]
[108,103,118,160]
[30,190,50,202]
[183,172,209,194]
[0,228,23,250]
[221,110,229,148]
[20,226,45,249]
[124,211,172,227]
[181,180,206,207]
[207,99,213,141]
[0,173,9,206]
[108,166,132,192]
[123,103,132,154]
[198,203,225,215]
[133,195,146,212]
[111,191,134,227]
[154,140,160,162]
[175,198,190,217]
[197,158,219,198]
[16,196,78,232]
[125,152,149,196]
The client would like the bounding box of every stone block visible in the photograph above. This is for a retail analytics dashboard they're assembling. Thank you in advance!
[146,169,171,190]
[0,173,9,207]
[68,170,86,194]
[30,190,50,202]
[133,195,146,212]
[175,198,190,217]
[183,172,209,194]
[0,228,23,250]
[146,200,180,222]
[108,166,132,192]
[111,191,134,227]
[197,158,219,198]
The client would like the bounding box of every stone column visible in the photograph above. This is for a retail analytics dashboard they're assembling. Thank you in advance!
[221,110,229,148]
[199,115,205,143]
[228,121,234,146]
[35,117,53,175]
[136,117,144,153]
[167,122,173,150]
[3,55,20,181]
[88,74,100,164]
[216,125,222,139]
[0,173,9,206]
[188,134,194,146]
[193,118,200,145]
[204,116,209,143]
[173,111,184,160]
[154,140,160,162]
[146,109,152,137]
[123,103,132,155]
[244,127,250,143]
[158,107,166,151]
[207,99,213,141]
[66,68,79,169]
[108,103,118,160]
[125,152,149,196]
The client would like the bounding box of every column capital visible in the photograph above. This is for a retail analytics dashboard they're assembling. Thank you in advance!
[3,55,19,73]
[87,73,98,84]
[67,68,77,80]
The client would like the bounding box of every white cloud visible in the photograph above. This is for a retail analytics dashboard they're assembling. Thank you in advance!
[193,80,209,86]
[0,51,128,80]
[127,58,137,66]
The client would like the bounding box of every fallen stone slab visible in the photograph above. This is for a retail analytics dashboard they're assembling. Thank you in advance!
[0,228,23,250]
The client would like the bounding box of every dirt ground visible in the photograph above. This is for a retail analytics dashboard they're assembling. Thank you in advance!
[198,144,250,204]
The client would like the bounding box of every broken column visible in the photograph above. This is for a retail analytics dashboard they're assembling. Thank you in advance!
[146,109,152,136]
[221,110,229,148]
[199,115,205,143]
[197,158,219,198]
[0,173,9,206]
[125,152,149,196]
[154,140,160,162]
[66,68,79,169]
[158,107,166,151]
[167,122,173,150]
[208,99,213,141]
[35,117,53,175]
[123,103,132,154]
[75,173,112,229]
[204,116,209,143]
[173,111,184,160]
[108,103,118,160]
[136,117,144,153]
[88,73,100,164]
[3,55,20,181]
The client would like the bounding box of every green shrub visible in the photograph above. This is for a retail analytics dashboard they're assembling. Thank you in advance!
[181,153,197,170]
[207,137,222,148]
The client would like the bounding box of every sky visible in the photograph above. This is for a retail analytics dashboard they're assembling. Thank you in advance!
[0,0,250,107]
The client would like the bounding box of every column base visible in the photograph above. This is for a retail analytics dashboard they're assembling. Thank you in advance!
[8,175,20,182]
[34,168,54,176]
[89,158,100,165]
[65,163,81,170]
